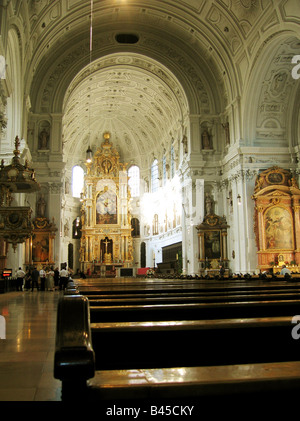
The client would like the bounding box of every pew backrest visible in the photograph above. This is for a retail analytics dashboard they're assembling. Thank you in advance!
[54,295,95,382]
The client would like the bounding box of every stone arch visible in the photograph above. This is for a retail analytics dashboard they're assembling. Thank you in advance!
[242,32,300,147]
[29,29,224,117]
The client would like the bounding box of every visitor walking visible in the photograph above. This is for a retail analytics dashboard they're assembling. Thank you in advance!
[16,267,25,291]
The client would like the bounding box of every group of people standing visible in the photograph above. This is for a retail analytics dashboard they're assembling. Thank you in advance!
[15,266,71,291]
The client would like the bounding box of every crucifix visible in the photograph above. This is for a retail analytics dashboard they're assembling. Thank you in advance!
[102,237,112,263]
[103,238,110,254]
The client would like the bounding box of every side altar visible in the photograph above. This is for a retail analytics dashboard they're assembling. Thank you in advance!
[79,133,133,276]
[252,166,300,271]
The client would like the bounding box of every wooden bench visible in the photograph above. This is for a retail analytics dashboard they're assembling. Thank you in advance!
[54,295,300,401]
[77,275,300,285]
[86,361,300,402]
[79,279,300,323]
[90,317,299,370]
[89,299,300,322]
[84,284,300,298]
[86,291,300,307]
[55,278,300,401]
[78,279,300,297]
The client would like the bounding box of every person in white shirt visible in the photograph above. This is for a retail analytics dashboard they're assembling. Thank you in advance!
[39,268,46,291]
[280,265,291,276]
[16,267,25,291]
[59,267,70,290]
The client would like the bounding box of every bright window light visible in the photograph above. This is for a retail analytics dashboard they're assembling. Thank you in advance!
[128,165,140,197]
[72,165,84,198]
[151,159,159,193]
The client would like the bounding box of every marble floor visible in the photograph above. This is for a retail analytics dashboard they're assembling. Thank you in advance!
[0,290,62,401]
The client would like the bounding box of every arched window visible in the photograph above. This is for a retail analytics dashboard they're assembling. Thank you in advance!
[151,159,159,193]
[131,218,140,237]
[72,217,82,239]
[140,242,146,268]
[153,214,159,235]
[128,165,140,197]
[68,243,74,270]
[72,165,84,198]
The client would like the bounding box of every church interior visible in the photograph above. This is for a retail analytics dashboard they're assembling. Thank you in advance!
[0,0,300,408]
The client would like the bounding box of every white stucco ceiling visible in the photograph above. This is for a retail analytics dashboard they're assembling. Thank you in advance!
[62,53,188,169]
[25,0,300,170]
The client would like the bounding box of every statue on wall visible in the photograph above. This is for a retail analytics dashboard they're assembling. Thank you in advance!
[37,194,46,218]
[64,219,70,237]
[182,134,188,154]
[222,122,230,145]
[39,128,50,149]
[205,192,214,215]
[202,129,211,149]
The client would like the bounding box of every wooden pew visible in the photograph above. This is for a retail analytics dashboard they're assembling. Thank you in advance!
[78,279,300,297]
[55,277,300,401]
[82,279,300,322]
[77,274,300,286]
[86,361,300,403]
[54,295,94,387]
[54,294,300,401]
[90,317,299,370]
[87,291,300,306]
[89,299,300,322]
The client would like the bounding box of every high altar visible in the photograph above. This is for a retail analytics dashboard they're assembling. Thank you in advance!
[79,132,133,276]
[252,166,300,272]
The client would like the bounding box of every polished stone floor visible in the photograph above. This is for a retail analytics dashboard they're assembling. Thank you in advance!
[0,290,62,401]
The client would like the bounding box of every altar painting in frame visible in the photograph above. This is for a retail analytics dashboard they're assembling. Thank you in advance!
[264,206,293,250]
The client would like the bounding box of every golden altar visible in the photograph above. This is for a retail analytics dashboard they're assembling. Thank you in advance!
[79,133,133,275]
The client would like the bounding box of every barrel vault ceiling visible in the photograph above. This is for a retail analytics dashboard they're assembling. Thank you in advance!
[24,0,299,169]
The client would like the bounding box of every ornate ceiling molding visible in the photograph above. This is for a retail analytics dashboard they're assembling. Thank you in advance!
[32,30,218,115]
